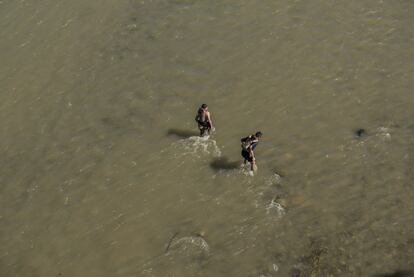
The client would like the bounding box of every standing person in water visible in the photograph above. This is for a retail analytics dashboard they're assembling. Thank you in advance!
[241,131,263,172]
[195,104,214,137]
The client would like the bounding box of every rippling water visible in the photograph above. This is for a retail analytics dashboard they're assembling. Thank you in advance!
[1,0,414,276]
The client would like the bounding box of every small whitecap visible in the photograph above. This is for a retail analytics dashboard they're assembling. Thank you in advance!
[174,136,221,157]
[377,126,391,140]
[266,199,286,217]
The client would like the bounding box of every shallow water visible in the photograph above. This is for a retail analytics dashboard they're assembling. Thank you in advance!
[1,0,414,276]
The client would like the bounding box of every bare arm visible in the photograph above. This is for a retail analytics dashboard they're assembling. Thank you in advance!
[206,111,213,128]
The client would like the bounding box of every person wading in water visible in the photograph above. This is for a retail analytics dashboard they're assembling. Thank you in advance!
[195,104,214,137]
[241,131,263,172]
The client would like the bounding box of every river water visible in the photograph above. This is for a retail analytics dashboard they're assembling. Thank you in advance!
[1,0,414,276]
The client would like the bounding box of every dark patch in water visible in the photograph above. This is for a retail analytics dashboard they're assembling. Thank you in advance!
[167,128,199,139]
[375,271,414,277]
[355,128,366,138]
[210,157,240,170]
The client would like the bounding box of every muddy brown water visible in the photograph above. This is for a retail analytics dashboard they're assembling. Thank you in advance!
[1,0,414,276]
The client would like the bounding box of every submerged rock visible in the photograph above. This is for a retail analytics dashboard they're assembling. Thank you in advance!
[355,128,366,138]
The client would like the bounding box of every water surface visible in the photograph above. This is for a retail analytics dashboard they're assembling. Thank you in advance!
[1,0,414,276]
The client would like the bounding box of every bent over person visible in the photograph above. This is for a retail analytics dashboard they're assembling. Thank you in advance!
[241,131,263,172]
[195,104,213,136]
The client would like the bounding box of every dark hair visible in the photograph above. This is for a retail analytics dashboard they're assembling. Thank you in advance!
[255,131,263,137]
[201,104,208,109]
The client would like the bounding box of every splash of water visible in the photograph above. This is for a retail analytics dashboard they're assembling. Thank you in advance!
[168,235,210,255]
[265,173,282,186]
[377,126,392,140]
[266,199,286,217]
[175,136,222,157]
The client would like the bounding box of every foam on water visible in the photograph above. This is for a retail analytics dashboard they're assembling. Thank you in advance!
[265,173,282,186]
[174,135,222,158]
[263,174,286,217]
[265,199,286,217]
[377,126,392,141]
[168,235,210,255]
[240,163,256,176]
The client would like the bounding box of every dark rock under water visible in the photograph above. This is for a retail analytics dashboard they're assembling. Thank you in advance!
[355,128,366,138]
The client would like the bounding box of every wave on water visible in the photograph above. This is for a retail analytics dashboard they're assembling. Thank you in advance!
[139,234,210,276]
[265,199,286,217]
[264,174,286,217]
[377,126,392,141]
[240,163,255,176]
[168,235,210,255]
[174,136,222,157]
[265,173,283,185]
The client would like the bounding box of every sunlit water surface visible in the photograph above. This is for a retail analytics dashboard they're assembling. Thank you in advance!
[1,0,414,276]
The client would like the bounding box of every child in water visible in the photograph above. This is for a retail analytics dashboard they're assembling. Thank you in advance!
[195,104,214,137]
[241,131,263,173]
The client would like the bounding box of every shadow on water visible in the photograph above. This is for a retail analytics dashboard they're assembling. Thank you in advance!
[167,128,199,139]
[375,270,414,277]
[210,157,240,171]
